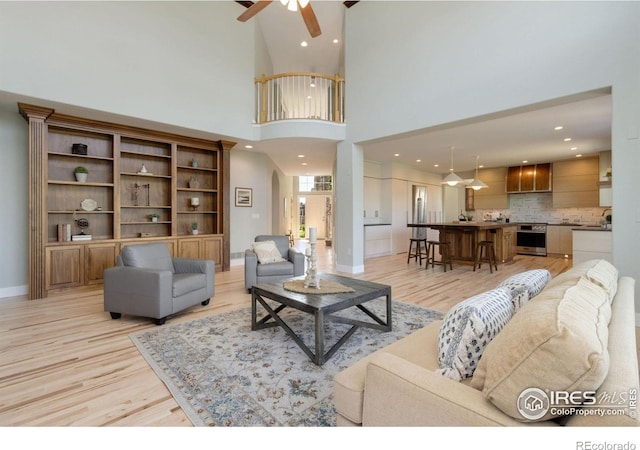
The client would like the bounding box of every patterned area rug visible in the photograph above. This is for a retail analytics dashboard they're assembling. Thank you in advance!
[130,299,442,426]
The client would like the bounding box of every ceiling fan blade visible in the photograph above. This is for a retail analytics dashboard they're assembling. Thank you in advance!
[237,0,273,22]
[300,2,321,38]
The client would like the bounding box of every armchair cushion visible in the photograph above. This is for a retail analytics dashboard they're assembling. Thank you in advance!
[252,240,286,264]
[120,243,175,273]
[172,273,207,297]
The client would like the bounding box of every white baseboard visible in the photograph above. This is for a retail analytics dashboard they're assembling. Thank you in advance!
[230,258,244,267]
[0,285,28,299]
[335,264,365,274]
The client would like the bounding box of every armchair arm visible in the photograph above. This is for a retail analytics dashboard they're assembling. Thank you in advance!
[361,353,530,427]
[103,266,173,319]
[244,249,258,291]
[288,247,305,277]
[172,258,215,299]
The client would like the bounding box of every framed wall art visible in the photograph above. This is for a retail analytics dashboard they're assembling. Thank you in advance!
[235,187,252,207]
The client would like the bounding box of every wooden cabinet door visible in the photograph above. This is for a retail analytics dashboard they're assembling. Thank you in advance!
[203,236,223,269]
[534,163,552,191]
[506,166,521,192]
[86,243,118,284]
[179,238,201,259]
[46,246,84,290]
[520,165,535,191]
[546,226,560,254]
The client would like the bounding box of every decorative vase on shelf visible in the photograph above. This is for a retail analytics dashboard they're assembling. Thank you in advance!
[189,176,200,189]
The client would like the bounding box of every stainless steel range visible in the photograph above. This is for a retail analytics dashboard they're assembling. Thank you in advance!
[516,223,547,256]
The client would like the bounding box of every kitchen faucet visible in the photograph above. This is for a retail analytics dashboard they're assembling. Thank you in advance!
[601,208,612,217]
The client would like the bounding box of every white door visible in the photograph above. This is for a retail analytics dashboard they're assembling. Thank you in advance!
[304,196,327,239]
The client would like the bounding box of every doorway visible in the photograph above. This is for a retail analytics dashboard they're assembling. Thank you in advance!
[298,195,330,239]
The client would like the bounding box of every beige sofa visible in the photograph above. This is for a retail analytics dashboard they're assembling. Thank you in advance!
[333,260,639,426]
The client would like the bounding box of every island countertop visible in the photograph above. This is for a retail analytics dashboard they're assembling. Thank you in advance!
[407,222,515,229]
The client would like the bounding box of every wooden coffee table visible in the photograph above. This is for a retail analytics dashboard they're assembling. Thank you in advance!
[251,274,392,366]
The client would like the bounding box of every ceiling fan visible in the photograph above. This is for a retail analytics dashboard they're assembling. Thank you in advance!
[237,0,322,38]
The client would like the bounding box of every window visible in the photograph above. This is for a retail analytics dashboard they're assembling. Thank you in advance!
[298,175,332,192]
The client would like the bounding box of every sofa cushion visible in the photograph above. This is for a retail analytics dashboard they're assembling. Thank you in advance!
[252,240,286,264]
[585,259,618,303]
[172,273,207,297]
[436,288,513,381]
[497,269,550,312]
[471,276,611,422]
[120,243,174,273]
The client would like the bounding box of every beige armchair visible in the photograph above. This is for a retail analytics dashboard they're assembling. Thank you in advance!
[104,242,214,325]
[244,235,305,292]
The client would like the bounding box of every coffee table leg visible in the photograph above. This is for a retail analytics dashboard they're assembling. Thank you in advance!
[315,310,325,366]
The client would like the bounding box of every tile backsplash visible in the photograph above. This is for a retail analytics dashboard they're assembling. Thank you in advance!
[473,193,610,225]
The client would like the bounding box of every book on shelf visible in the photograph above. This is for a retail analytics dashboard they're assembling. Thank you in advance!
[58,223,72,242]
[71,234,92,241]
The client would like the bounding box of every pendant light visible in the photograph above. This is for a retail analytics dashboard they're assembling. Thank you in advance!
[467,155,488,190]
[442,146,463,186]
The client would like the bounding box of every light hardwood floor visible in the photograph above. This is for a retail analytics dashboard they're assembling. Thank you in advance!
[0,242,633,426]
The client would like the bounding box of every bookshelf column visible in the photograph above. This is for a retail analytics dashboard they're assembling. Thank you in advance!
[20,104,54,300]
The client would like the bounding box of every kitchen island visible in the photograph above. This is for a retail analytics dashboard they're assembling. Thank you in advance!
[407,222,518,265]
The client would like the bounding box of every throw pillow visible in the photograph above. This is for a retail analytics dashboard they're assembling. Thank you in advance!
[436,288,513,382]
[471,276,611,422]
[252,240,286,264]
[497,269,551,309]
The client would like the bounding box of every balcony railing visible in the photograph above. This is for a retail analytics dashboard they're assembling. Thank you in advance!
[254,72,345,124]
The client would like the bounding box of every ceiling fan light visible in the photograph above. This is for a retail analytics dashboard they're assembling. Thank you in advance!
[298,0,310,8]
[287,0,298,12]
[280,0,288,5]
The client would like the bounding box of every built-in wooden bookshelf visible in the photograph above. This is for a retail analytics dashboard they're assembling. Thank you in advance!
[20,103,235,299]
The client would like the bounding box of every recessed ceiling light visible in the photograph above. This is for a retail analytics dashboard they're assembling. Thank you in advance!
[302,162,308,165]
[571,147,578,150]
[333,39,339,44]
[479,165,484,168]
[554,126,564,130]
[307,95,312,99]
[564,138,572,142]
[298,154,305,158]
[301,41,308,47]
[416,159,421,163]
[244,145,253,149]
[394,153,399,157]
[576,154,582,158]
[522,160,528,164]
[434,164,439,168]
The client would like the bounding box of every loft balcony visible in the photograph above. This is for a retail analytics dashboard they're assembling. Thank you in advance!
[254,72,345,124]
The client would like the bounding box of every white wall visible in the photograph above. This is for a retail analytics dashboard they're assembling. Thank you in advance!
[0,1,256,139]
[341,2,640,310]
[229,150,290,261]
[0,110,28,297]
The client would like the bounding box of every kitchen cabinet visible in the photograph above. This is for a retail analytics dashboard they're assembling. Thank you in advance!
[506,163,552,193]
[552,156,599,208]
[572,229,612,265]
[497,225,517,263]
[365,225,392,258]
[473,167,508,209]
[547,225,573,256]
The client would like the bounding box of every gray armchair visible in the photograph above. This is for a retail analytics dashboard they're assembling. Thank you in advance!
[244,235,305,292]
[104,242,214,325]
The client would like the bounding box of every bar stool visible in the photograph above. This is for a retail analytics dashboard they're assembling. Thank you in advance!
[426,240,453,272]
[407,238,427,264]
[474,240,498,273]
